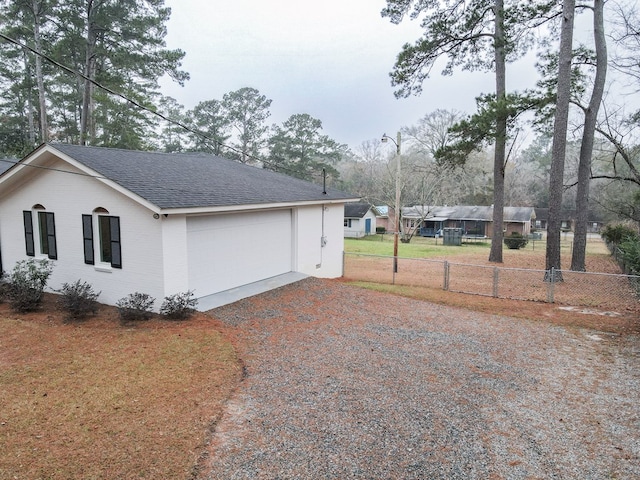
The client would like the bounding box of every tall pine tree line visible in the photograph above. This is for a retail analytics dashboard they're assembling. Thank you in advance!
[0,0,188,156]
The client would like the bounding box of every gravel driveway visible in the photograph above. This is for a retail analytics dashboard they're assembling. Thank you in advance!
[201,278,639,479]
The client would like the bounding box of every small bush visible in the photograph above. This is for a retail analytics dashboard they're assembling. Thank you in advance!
[0,272,7,303]
[160,291,198,320]
[116,292,155,322]
[504,232,528,250]
[376,226,386,234]
[7,259,54,312]
[619,237,640,274]
[57,280,101,320]
[601,224,638,245]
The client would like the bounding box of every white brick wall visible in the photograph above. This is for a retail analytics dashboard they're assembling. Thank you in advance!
[0,158,165,308]
[0,158,348,309]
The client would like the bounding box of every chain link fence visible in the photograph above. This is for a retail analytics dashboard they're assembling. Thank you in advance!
[343,252,640,310]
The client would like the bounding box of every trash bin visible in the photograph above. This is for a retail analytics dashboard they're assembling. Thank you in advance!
[443,227,462,246]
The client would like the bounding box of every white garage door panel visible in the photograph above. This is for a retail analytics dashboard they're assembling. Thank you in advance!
[187,210,292,296]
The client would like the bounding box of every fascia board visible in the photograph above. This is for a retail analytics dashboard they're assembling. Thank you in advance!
[161,197,361,216]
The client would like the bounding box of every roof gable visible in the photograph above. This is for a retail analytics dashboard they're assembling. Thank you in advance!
[344,202,373,218]
[6,144,357,210]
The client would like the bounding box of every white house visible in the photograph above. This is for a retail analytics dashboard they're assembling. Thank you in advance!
[0,144,358,309]
[344,202,376,238]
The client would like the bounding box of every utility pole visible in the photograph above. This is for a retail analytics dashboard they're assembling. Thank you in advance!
[382,132,401,275]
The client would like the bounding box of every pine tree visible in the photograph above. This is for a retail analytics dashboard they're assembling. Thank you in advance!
[382,0,556,262]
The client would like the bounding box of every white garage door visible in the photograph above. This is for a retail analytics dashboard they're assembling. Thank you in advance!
[187,210,292,297]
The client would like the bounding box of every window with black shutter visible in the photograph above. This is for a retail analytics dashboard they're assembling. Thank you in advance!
[24,208,57,260]
[109,216,122,269]
[38,211,57,260]
[23,211,35,256]
[82,214,94,265]
[98,215,122,269]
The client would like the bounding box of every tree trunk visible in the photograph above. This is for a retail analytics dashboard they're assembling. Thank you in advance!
[489,0,506,263]
[31,0,48,143]
[546,0,576,276]
[80,0,97,146]
[22,51,36,146]
[571,0,607,271]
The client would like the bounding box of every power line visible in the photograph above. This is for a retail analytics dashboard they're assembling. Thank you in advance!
[0,32,332,181]
[0,157,108,179]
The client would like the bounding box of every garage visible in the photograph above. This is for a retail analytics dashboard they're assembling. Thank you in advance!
[186,209,293,297]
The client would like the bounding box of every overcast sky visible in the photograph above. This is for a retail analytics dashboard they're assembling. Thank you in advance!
[159,0,546,151]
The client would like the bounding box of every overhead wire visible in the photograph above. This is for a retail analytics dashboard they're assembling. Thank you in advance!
[0,32,332,182]
[0,157,107,179]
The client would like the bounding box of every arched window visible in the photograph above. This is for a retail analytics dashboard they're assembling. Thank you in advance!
[82,208,121,268]
[23,204,57,260]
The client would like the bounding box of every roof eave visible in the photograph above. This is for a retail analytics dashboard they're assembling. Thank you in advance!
[160,197,361,215]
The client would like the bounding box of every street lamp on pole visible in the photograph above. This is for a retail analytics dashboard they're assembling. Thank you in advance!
[382,132,401,275]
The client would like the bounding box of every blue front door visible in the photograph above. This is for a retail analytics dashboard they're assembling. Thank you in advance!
[365,218,371,235]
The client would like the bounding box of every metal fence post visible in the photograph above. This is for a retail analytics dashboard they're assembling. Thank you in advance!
[443,260,449,291]
[493,267,499,297]
[547,267,555,303]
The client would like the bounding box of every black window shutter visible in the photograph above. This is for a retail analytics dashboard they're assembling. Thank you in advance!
[82,214,94,265]
[46,212,57,260]
[109,216,122,269]
[23,211,35,256]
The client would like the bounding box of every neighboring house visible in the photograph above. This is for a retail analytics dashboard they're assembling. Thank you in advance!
[374,205,402,233]
[344,202,376,238]
[374,205,390,232]
[0,144,358,309]
[402,205,536,238]
[534,208,605,233]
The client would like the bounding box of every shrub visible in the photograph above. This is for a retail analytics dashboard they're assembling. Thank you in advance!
[160,291,198,320]
[376,226,386,234]
[504,232,528,250]
[7,259,53,312]
[601,224,638,245]
[619,237,640,274]
[0,272,7,303]
[116,292,155,322]
[57,280,101,320]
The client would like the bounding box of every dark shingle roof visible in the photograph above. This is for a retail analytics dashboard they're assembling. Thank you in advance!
[403,205,535,222]
[49,144,356,209]
[344,202,373,218]
[0,158,17,175]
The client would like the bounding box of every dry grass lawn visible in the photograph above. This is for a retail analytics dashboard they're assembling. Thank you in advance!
[0,297,242,480]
